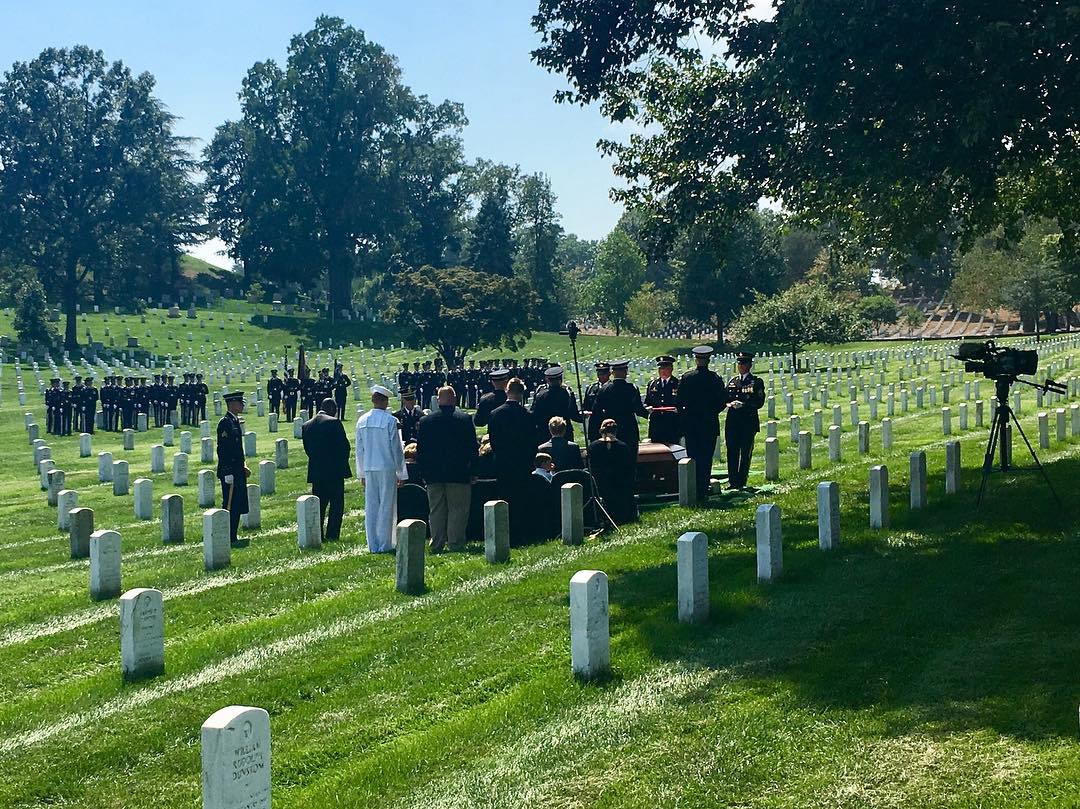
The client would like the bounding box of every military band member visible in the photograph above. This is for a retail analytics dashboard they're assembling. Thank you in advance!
[677,346,728,500]
[582,362,611,442]
[529,365,582,446]
[283,369,301,421]
[216,391,250,547]
[644,355,681,445]
[267,369,284,416]
[593,359,647,448]
[473,367,509,427]
[724,351,766,489]
[394,388,423,444]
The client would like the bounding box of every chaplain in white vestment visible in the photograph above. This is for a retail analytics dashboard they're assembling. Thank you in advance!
[355,385,408,552]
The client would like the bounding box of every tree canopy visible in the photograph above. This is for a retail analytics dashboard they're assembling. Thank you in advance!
[586,228,645,335]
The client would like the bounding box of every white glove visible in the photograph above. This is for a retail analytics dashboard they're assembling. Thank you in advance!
[224,475,234,484]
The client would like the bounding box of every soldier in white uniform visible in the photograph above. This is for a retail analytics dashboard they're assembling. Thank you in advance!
[355,385,408,553]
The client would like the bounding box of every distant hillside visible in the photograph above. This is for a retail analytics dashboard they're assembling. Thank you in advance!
[180,253,231,279]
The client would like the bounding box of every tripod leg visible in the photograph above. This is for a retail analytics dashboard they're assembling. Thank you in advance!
[1008,411,1063,508]
[976,409,1001,506]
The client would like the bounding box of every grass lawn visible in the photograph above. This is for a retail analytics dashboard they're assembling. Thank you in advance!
[0,317,1078,807]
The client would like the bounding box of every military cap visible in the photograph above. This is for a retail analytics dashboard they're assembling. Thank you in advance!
[371,385,392,398]
[270,369,278,375]
[692,345,714,357]
[655,355,675,367]
[50,377,60,384]
[594,362,611,372]
[223,391,245,403]
[543,365,564,379]
[610,359,629,370]
[74,375,82,380]
[736,351,755,363]
[196,373,204,378]
[400,387,416,399]
[489,368,511,380]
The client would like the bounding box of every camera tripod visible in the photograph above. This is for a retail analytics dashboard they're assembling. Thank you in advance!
[560,321,620,533]
[976,376,1065,507]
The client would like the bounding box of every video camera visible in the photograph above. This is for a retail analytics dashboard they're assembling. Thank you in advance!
[954,340,1038,380]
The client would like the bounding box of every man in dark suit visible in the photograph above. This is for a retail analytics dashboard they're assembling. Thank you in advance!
[416,386,478,553]
[487,377,538,544]
[301,398,352,542]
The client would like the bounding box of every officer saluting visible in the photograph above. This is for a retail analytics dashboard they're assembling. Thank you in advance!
[216,391,250,547]
[724,351,766,489]
[644,355,681,445]
[677,346,727,500]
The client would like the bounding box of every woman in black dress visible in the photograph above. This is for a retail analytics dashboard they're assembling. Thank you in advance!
[588,418,638,525]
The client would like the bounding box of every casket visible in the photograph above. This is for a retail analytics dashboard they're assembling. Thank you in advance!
[634,441,687,496]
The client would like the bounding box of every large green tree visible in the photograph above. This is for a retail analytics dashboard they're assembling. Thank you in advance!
[462,165,516,277]
[386,265,539,367]
[514,173,564,329]
[533,1,1080,265]
[0,46,200,347]
[588,228,645,335]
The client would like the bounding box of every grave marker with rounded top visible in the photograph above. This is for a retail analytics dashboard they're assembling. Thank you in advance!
[1071,404,1080,437]
[79,433,92,457]
[122,429,135,450]
[395,519,426,594]
[241,484,260,529]
[136,413,148,432]
[57,489,78,530]
[296,495,321,549]
[27,422,39,443]
[677,457,698,507]
[764,437,779,481]
[133,478,153,519]
[789,415,800,443]
[870,465,889,528]
[560,482,584,545]
[89,529,121,601]
[797,430,812,469]
[942,407,952,435]
[180,431,192,454]
[293,417,304,438]
[858,421,870,454]
[243,431,257,458]
[268,413,278,433]
[676,531,709,623]
[483,500,510,563]
[882,417,893,451]
[975,400,984,428]
[274,439,289,469]
[38,457,54,491]
[1038,412,1050,449]
[817,482,839,550]
[203,509,230,571]
[1056,408,1066,442]
[119,588,164,681]
[150,444,165,474]
[98,451,114,482]
[200,419,211,439]
[47,468,65,506]
[162,494,184,543]
[69,507,93,559]
[173,452,189,486]
[201,436,214,463]
[945,441,961,495]
[832,405,842,428]
[570,569,610,679]
[259,460,276,495]
[755,504,783,582]
[828,425,841,461]
[200,705,271,809]
[163,423,174,446]
[112,460,129,495]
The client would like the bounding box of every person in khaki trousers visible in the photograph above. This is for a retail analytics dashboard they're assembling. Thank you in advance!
[416,386,478,552]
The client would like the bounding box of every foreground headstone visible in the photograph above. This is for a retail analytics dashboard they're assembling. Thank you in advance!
[58,489,78,530]
[180,431,193,454]
[89,529,122,601]
[150,444,165,474]
[755,504,783,582]
[259,460,275,495]
[241,484,260,529]
[870,465,889,528]
[817,481,840,550]
[201,437,214,463]
[244,431,257,458]
[274,439,289,469]
[293,417,303,438]
[395,519,426,594]
[570,569,610,679]
[676,532,709,624]
[909,450,927,509]
[296,495,321,549]
[134,478,153,520]
[764,437,779,481]
[797,430,812,470]
[162,494,184,543]
[98,451,113,482]
[1038,411,1049,450]
[945,440,960,495]
[120,588,165,681]
[173,452,189,486]
[47,469,65,506]
[201,706,271,809]
[1056,408,1066,442]
[122,429,135,451]
[828,425,841,462]
[677,458,697,507]
[483,500,510,563]
[203,509,230,571]
[163,424,175,446]
[113,460,130,496]
[69,507,93,559]
[268,413,278,433]
[79,433,92,457]
[198,470,216,507]
[561,482,584,546]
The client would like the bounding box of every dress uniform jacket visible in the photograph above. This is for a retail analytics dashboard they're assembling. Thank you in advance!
[216,411,249,512]
[529,384,582,446]
[473,390,506,428]
[593,378,648,448]
[644,376,681,444]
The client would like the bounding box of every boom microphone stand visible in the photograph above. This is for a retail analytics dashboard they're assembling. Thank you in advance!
[560,321,619,532]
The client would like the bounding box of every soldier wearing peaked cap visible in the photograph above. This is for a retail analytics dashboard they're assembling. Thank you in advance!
[216,391,250,546]
[283,368,300,422]
[677,346,728,500]
[724,351,766,489]
[529,365,582,446]
[645,355,681,445]
[267,369,283,416]
[593,359,648,448]
[394,388,424,444]
[582,362,611,442]
[473,367,509,428]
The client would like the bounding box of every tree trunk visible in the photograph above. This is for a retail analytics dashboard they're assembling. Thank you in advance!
[715,315,725,347]
[790,345,798,370]
[64,254,79,350]
[326,236,353,320]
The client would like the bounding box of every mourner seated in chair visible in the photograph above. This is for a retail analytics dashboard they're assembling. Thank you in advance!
[588,418,638,525]
[538,416,584,472]
[403,441,424,485]
[533,452,555,481]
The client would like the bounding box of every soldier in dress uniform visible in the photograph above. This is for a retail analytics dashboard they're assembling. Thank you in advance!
[593,359,647,448]
[45,378,61,434]
[164,376,178,425]
[149,375,162,427]
[724,351,766,489]
[529,365,582,446]
[267,369,284,416]
[178,374,191,425]
[71,377,85,433]
[82,375,98,434]
[59,380,74,435]
[332,363,351,419]
[644,355,681,445]
[100,377,114,431]
[582,362,610,443]
[677,345,728,500]
[397,363,413,397]
[121,377,136,429]
[473,367,509,427]
[195,374,209,423]
[283,369,300,421]
[300,372,316,419]
[393,388,423,444]
[216,390,250,547]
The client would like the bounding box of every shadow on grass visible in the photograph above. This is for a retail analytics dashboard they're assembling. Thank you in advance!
[607,453,1080,742]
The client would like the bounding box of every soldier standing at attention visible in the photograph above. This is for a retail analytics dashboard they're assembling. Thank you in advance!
[644,355,681,445]
[195,374,209,423]
[582,362,610,442]
[393,388,423,444]
[60,380,74,435]
[724,352,767,489]
[283,369,300,422]
[217,391,250,547]
[593,359,647,448]
[333,363,351,419]
[83,375,98,434]
[45,378,60,434]
[473,367,509,428]
[529,365,582,446]
[677,346,727,501]
[267,369,284,416]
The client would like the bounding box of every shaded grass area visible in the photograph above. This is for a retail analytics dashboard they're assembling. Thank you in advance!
[0,334,1078,806]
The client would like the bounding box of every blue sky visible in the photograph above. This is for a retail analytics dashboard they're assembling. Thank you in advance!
[0,0,630,266]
